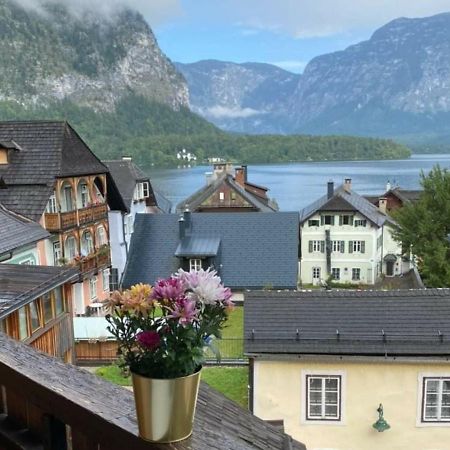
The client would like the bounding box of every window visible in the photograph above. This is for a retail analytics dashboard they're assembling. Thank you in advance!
[18,307,29,340]
[306,375,341,421]
[349,240,365,253]
[142,182,150,198]
[53,241,62,265]
[308,219,320,227]
[189,259,202,271]
[20,258,35,265]
[231,191,236,201]
[80,183,89,208]
[312,267,321,280]
[62,184,73,212]
[354,219,367,227]
[422,377,450,422]
[102,269,110,292]
[352,268,361,281]
[29,300,42,333]
[0,319,5,333]
[96,226,107,246]
[42,293,53,323]
[219,192,225,201]
[65,236,77,260]
[309,240,325,253]
[89,276,98,300]
[46,194,57,213]
[339,215,353,226]
[110,268,119,291]
[332,241,345,253]
[321,215,335,226]
[81,231,94,256]
[331,268,340,280]
[134,182,150,200]
[54,287,64,315]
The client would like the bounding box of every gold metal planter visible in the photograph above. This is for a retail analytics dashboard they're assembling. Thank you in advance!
[131,369,202,443]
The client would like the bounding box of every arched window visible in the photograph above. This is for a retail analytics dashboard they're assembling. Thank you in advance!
[96,226,107,247]
[60,182,74,212]
[77,180,90,209]
[81,231,94,256]
[65,236,77,260]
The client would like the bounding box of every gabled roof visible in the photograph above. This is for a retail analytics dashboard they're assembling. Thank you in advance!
[104,159,156,210]
[300,184,392,227]
[176,173,276,213]
[123,212,299,290]
[244,289,450,357]
[0,204,50,256]
[0,121,110,220]
[387,187,422,203]
[0,264,78,319]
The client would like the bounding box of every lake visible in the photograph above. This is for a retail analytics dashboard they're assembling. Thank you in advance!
[148,154,450,212]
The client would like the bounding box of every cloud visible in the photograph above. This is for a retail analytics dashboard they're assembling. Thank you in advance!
[203,105,265,119]
[271,60,308,73]
[192,0,450,38]
[13,0,182,26]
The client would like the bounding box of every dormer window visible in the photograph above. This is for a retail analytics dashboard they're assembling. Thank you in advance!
[46,193,57,213]
[134,182,150,201]
[0,140,22,164]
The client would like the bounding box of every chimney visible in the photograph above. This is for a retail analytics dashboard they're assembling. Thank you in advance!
[386,180,392,192]
[205,171,214,185]
[343,178,352,193]
[178,216,185,239]
[327,180,334,199]
[235,167,245,186]
[183,208,191,232]
[379,197,388,214]
[242,165,248,183]
[122,156,132,161]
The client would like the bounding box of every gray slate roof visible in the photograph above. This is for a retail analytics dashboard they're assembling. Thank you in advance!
[177,173,276,213]
[244,289,450,357]
[123,212,299,289]
[0,264,78,319]
[300,184,393,227]
[104,159,156,211]
[0,204,50,256]
[0,121,109,220]
[175,236,221,257]
[153,189,172,213]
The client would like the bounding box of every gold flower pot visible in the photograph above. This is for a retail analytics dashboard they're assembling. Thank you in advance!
[131,369,202,443]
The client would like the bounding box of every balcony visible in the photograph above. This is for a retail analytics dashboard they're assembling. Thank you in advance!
[44,204,108,232]
[73,246,111,278]
[0,332,304,450]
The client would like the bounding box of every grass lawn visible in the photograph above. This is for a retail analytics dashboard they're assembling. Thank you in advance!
[222,306,243,338]
[95,365,248,408]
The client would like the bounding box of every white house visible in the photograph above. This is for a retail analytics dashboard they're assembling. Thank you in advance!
[299,179,411,286]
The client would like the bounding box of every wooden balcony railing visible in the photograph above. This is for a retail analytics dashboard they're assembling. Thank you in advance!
[0,332,304,450]
[44,204,108,232]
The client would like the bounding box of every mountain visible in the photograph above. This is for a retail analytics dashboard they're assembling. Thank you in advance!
[175,60,300,133]
[0,0,188,111]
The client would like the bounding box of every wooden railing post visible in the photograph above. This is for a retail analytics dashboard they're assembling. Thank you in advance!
[43,415,67,450]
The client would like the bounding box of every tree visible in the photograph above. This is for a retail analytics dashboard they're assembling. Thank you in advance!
[392,166,450,287]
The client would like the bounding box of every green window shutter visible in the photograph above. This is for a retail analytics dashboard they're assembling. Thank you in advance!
[361,241,365,254]
[339,216,343,226]
[340,241,345,253]
[331,216,335,225]
[349,241,353,253]
[320,215,325,225]
[350,216,354,226]
[309,241,313,253]
[320,241,325,253]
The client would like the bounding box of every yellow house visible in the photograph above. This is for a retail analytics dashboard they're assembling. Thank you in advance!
[245,289,450,450]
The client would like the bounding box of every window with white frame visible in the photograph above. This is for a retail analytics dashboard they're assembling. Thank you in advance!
[96,226,107,246]
[65,236,77,260]
[102,269,110,292]
[349,240,365,253]
[80,183,89,208]
[81,231,94,256]
[309,240,324,253]
[352,268,361,281]
[142,181,149,198]
[219,192,225,201]
[306,375,341,421]
[308,219,320,227]
[312,267,321,280]
[20,258,35,265]
[321,215,335,226]
[46,193,57,213]
[134,182,150,200]
[53,241,61,265]
[332,241,344,253]
[189,259,202,271]
[331,268,340,280]
[354,219,367,227]
[89,276,98,300]
[339,214,353,226]
[422,378,450,422]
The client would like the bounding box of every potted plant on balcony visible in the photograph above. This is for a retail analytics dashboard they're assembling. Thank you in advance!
[106,269,233,443]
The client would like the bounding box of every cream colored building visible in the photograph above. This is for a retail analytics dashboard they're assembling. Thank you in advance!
[299,179,411,286]
[245,289,450,450]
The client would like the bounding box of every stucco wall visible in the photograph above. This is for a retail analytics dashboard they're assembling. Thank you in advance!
[253,358,450,450]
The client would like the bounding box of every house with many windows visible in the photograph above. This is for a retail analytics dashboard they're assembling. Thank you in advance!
[0,121,124,316]
[177,163,278,213]
[245,289,450,450]
[299,179,410,286]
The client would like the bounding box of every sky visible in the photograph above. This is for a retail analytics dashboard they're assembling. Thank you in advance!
[15,0,450,73]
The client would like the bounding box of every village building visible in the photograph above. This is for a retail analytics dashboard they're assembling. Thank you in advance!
[245,289,450,450]
[0,121,124,316]
[122,211,299,293]
[299,178,413,286]
[365,183,422,212]
[104,157,167,282]
[177,163,278,213]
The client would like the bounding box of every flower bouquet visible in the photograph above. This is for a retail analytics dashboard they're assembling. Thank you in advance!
[106,268,233,443]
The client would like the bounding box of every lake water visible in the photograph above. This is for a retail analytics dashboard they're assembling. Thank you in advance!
[148,154,450,212]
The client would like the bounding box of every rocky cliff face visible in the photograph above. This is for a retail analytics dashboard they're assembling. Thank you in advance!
[0,0,188,112]
[176,60,299,133]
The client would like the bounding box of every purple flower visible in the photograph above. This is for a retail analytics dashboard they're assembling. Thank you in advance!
[167,298,199,325]
[151,277,185,302]
[136,331,161,350]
